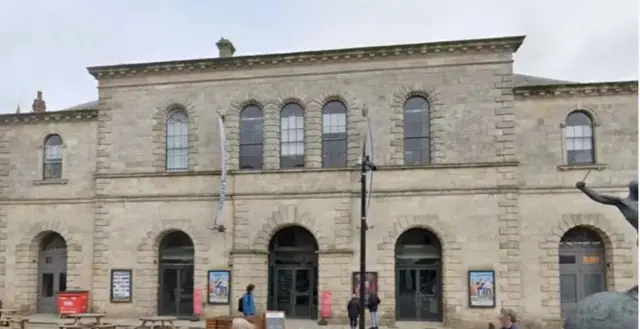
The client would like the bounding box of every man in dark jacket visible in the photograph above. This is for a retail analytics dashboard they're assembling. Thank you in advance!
[367,291,381,329]
[347,294,360,329]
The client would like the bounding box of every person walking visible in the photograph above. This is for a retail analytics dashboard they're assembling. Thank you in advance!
[240,284,256,317]
[498,308,520,329]
[367,291,381,329]
[347,294,361,329]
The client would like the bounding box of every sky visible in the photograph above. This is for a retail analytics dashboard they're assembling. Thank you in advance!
[0,0,638,113]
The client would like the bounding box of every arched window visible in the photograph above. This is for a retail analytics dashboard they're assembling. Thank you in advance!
[239,105,264,169]
[280,103,305,168]
[564,111,595,165]
[43,134,63,180]
[322,101,347,168]
[403,96,431,165]
[166,108,189,171]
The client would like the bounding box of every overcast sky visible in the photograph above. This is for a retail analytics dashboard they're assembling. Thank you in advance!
[0,0,637,113]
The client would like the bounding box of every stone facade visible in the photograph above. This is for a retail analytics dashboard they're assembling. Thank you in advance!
[0,35,637,329]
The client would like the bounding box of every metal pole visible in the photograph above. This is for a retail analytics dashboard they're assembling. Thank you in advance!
[358,152,367,329]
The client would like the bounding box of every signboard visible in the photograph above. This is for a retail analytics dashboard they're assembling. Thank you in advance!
[265,311,286,329]
[213,115,228,230]
[110,269,132,303]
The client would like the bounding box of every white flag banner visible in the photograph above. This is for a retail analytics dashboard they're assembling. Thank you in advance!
[364,111,374,213]
[213,115,228,230]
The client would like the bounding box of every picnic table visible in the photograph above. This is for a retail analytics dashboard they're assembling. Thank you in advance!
[2,316,27,329]
[136,316,178,329]
[0,310,19,327]
[58,313,115,329]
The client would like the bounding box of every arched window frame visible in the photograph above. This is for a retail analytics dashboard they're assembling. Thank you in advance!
[563,110,597,165]
[403,95,431,165]
[321,100,348,168]
[165,107,189,172]
[280,103,305,169]
[43,134,63,180]
[239,104,264,170]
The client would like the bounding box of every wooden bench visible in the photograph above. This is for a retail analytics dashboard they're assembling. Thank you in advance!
[135,316,177,329]
[4,317,27,329]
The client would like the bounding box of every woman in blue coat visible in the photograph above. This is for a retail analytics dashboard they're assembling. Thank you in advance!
[241,284,256,317]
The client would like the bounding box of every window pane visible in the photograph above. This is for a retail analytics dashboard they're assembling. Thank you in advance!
[41,273,54,297]
[240,144,263,169]
[43,162,62,180]
[404,137,430,165]
[568,150,594,165]
[166,110,189,171]
[566,112,592,126]
[322,140,347,168]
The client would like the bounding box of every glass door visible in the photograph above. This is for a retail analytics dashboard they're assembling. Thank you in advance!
[275,268,294,315]
[418,268,440,321]
[159,265,194,317]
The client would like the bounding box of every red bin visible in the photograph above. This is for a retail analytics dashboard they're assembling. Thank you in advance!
[57,291,89,315]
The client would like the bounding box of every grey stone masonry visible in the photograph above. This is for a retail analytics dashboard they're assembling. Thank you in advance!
[0,125,9,294]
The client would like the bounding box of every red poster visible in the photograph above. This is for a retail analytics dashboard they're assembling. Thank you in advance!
[321,291,332,318]
[194,289,203,316]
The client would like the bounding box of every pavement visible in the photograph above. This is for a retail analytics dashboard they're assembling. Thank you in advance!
[23,314,449,329]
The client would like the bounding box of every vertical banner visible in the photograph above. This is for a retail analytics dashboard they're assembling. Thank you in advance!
[212,115,228,230]
[363,109,374,212]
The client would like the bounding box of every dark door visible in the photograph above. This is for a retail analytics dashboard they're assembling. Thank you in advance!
[559,251,606,315]
[159,265,194,317]
[37,234,68,314]
[396,267,441,321]
[273,267,316,319]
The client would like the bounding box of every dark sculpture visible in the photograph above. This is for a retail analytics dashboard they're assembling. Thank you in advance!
[563,180,638,329]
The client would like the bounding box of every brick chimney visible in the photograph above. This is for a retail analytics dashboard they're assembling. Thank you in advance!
[32,91,46,112]
[216,38,236,58]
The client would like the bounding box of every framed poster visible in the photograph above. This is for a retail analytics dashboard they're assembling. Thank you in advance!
[468,270,496,308]
[351,271,378,304]
[207,270,231,304]
[110,269,132,303]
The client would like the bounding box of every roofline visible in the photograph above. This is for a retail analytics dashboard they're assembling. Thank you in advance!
[86,35,526,79]
[514,80,638,98]
[0,108,99,125]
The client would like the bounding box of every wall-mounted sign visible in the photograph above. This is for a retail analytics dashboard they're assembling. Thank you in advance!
[468,270,495,308]
[110,269,132,303]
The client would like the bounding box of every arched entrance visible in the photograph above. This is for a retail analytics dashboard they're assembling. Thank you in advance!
[37,232,68,313]
[158,231,195,318]
[267,226,318,319]
[395,228,442,321]
[559,226,607,316]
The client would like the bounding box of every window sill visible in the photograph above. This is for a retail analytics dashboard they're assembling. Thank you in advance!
[557,164,607,172]
[33,179,69,186]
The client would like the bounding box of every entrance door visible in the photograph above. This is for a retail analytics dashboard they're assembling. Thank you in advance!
[273,267,316,318]
[159,265,194,317]
[396,267,440,321]
[559,227,606,316]
[37,233,68,314]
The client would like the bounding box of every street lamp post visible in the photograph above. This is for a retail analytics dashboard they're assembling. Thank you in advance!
[359,149,376,329]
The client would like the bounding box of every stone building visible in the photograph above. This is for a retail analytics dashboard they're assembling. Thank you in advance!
[0,35,637,328]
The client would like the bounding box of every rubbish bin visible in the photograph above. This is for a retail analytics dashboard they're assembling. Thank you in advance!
[57,290,90,315]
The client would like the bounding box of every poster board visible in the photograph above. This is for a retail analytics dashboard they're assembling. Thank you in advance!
[110,269,133,303]
[207,270,231,304]
[468,270,496,308]
[264,311,286,329]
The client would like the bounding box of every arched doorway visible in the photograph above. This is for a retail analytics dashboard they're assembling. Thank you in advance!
[158,231,195,318]
[37,232,67,313]
[395,228,442,321]
[559,226,607,316]
[267,226,319,319]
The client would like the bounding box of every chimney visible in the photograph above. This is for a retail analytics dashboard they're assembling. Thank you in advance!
[216,38,236,58]
[32,91,46,112]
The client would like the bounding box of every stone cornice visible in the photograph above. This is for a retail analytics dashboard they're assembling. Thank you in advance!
[513,80,638,98]
[0,109,98,125]
[87,35,526,79]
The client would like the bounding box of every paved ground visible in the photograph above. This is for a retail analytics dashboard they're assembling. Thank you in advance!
[24,314,448,329]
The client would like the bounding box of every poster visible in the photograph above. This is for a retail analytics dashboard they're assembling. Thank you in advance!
[110,269,132,303]
[351,272,378,304]
[208,270,231,304]
[468,270,496,308]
